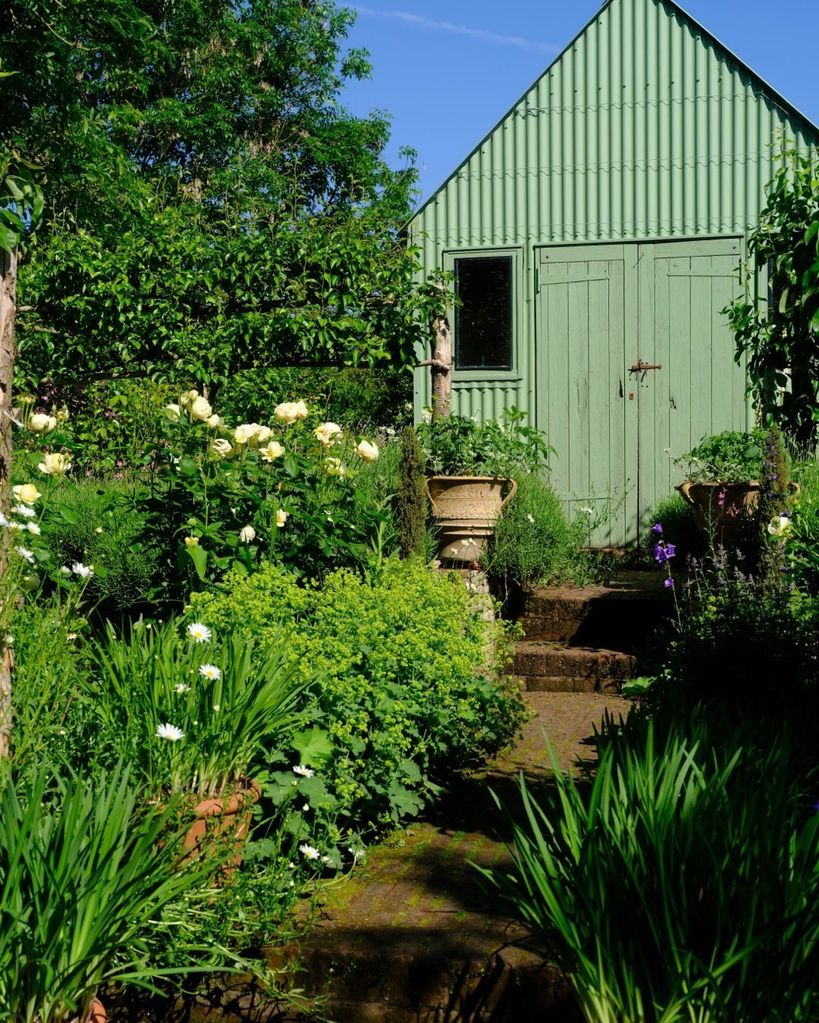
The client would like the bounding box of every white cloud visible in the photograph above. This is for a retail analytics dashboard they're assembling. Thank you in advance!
[351,6,556,53]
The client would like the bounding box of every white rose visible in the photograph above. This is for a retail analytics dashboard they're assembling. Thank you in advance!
[276,509,288,528]
[179,389,199,409]
[13,484,41,504]
[239,525,256,543]
[164,403,181,422]
[38,452,72,476]
[206,414,223,429]
[314,422,342,446]
[275,400,308,424]
[29,413,57,433]
[253,425,272,445]
[233,423,258,445]
[260,441,284,462]
[189,396,213,422]
[355,439,379,463]
[210,438,233,459]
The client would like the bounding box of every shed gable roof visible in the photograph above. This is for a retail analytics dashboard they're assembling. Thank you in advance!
[412,0,819,224]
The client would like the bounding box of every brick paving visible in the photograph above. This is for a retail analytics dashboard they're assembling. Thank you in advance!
[288,691,630,1022]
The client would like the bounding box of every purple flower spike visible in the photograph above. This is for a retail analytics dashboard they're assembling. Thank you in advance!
[651,523,664,535]
[664,577,675,588]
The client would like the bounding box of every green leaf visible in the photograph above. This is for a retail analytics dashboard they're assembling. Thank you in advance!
[185,543,208,581]
[292,726,334,767]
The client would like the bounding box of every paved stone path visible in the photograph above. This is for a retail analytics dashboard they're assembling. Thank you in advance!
[292,691,630,1022]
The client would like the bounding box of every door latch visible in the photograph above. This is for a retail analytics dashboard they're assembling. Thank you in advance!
[629,361,662,382]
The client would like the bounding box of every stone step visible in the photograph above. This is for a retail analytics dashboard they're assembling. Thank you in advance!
[514,642,636,693]
[519,571,670,650]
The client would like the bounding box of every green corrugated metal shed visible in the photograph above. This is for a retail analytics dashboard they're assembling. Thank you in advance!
[409,0,819,544]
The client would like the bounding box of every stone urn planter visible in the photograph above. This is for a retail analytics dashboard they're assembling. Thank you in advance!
[69,998,107,1023]
[677,480,765,545]
[427,476,517,563]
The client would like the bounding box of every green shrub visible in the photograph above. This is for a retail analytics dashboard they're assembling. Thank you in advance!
[482,473,584,589]
[642,493,702,563]
[396,426,428,559]
[675,428,769,483]
[40,478,159,612]
[483,715,819,1023]
[418,408,550,476]
[188,558,525,833]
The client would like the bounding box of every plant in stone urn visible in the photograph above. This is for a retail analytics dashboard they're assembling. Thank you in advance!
[418,409,551,563]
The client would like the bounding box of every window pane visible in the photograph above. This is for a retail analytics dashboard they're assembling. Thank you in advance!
[454,256,513,370]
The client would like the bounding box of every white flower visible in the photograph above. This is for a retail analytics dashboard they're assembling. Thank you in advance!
[59,565,72,575]
[233,423,258,446]
[29,413,57,433]
[293,764,314,778]
[355,439,379,462]
[324,457,346,477]
[189,396,213,422]
[174,683,190,694]
[276,509,288,528]
[526,513,535,524]
[15,546,35,564]
[38,452,72,476]
[314,422,342,446]
[206,414,223,429]
[187,622,212,643]
[94,526,103,534]
[253,425,273,445]
[210,437,233,459]
[767,513,791,537]
[199,663,222,680]
[0,513,8,526]
[212,704,220,712]
[156,722,185,742]
[71,562,93,578]
[260,440,284,462]
[179,389,199,409]
[302,803,310,812]
[299,843,320,861]
[274,400,308,424]
[26,522,41,535]
[164,403,181,422]
[66,632,77,642]
[13,484,41,504]
[579,506,594,516]
[239,524,256,543]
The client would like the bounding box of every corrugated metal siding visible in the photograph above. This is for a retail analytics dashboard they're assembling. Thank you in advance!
[411,0,819,418]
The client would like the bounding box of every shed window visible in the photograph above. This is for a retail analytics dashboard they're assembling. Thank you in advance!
[454,256,513,370]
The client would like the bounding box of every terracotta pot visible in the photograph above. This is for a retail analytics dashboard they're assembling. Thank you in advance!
[181,780,261,876]
[69,997,106,1023]
[427,475,517,563]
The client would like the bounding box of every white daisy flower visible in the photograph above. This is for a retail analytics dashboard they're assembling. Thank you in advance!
[174,683,190,694]
[292,764,314,778]
[13,504,35,519]
[71,562,93,578]
[15,546,35,564]
[299,843,320,861]
[186,622,212,643]
[156,722,185,742]
[198,663,222,680]
[26,521,41,535]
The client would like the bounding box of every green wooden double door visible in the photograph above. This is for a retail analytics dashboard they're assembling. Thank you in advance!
[535,238,748,546]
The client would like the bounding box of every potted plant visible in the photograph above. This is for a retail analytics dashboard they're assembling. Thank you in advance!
[675,429,770,541]
[418,408,550,563]
[0,761,226,1023]
[88,618,306,868]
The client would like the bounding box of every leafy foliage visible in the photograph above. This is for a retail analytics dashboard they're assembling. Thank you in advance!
[396,426,428,559]
[676,429,768,483]
[3,0,444,392]
[483,716,819,1023]
[727,152,819,447]
[188,559,526,833]
[419,408,551,477]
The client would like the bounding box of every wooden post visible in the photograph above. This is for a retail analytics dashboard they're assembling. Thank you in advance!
[0,245,16,758]
[418,315,452,419]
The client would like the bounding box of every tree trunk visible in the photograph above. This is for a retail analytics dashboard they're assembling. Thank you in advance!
[0,245,17,758]
[429,316,452,420]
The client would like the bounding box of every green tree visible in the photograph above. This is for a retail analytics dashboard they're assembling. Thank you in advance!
[727,152,819,450]
[1,0,441,400]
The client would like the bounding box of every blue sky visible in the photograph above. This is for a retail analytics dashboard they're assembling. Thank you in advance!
[340,1,819,206]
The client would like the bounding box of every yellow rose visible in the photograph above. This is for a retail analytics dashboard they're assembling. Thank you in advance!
[233,423,257,445]
[179,389,199,409]
[355,439,379,463]
[253,425,273,445]
[260,440,284,462]
[189,396,213,422]
[276,509,288,528]
[314,422,342,446]
[29,413,57,433]
[38,452,72,476]
[12,484,41,504]
[206,414,223,429]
